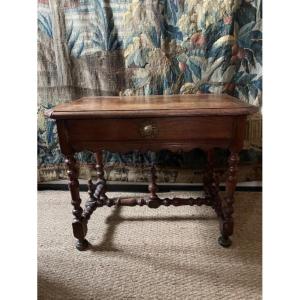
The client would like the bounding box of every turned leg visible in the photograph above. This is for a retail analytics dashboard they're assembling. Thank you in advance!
[94,151,109,204]
[203,149,222,216]
[82,151,108,219]
[218,151,239,247]
[203,149,214,200]
[81,179,98,221]
[147,164,160,208]
[95,151,107,197]
[65,155,89,251]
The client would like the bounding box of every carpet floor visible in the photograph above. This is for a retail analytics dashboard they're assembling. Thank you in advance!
[38,191,262,300]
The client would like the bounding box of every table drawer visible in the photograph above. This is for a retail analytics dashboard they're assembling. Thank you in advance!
[66,117,234,142]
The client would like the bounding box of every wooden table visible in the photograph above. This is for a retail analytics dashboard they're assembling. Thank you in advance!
[46,94,258,251]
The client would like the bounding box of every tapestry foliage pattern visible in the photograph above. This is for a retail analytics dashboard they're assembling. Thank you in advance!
[38,0,262,182]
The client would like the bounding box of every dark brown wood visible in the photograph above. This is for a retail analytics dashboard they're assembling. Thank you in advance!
[94,151,108,202]
[96,196,212,207]
[65,155,89,251]
[218,152,239,247]
[56,120,73,155]
[82,179,98,221]
[45,94,258,119]
[148,164,159,208]
[65,117,234,141]
[45,94,258,250]
[203,149,223,216]
[95,152,104,180]
[68,139,233,153]
[203,149,214,200]
[82,151,108,220]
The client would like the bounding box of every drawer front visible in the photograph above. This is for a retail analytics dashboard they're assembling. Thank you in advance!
[66,117,234,142]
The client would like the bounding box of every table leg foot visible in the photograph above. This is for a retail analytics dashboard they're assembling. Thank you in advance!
[216,151,239,248]
[218,236,232,248]
[65,155,90,250]
[75,239,89,251]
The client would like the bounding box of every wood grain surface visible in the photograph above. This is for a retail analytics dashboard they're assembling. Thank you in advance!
[46,94,258,119]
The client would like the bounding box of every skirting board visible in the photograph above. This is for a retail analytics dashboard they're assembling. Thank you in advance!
[38,180,262,192]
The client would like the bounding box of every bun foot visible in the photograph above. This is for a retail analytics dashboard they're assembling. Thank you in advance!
[75,239,89,251]
[218,236,232,248]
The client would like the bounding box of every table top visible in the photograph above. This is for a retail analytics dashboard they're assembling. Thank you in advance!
[46,94,258,119]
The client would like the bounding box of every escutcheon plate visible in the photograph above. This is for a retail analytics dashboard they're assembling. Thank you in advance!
[139,121,159,138]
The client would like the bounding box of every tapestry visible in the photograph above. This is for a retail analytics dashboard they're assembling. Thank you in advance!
[38,0,262,183]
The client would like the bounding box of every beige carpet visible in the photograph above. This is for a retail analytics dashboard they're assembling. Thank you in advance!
[38,191,262,300]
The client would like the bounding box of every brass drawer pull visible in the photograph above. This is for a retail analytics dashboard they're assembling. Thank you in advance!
[139,121,158,138]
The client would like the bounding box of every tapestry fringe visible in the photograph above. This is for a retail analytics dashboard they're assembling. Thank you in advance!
[38,163,261,183]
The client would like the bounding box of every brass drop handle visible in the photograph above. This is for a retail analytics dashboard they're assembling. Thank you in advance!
[139,121,158,138]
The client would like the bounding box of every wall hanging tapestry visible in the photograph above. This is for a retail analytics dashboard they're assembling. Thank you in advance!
[38,0,262,183]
